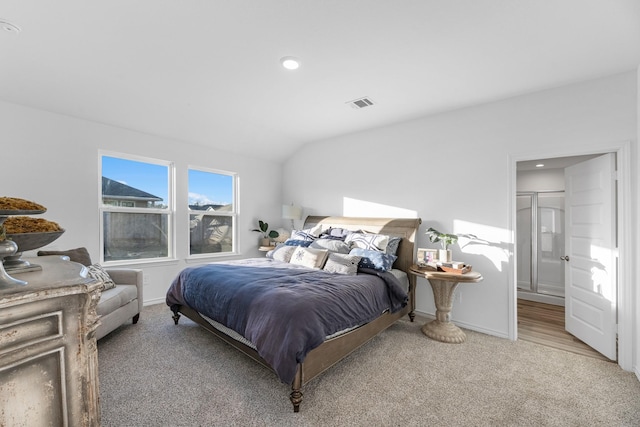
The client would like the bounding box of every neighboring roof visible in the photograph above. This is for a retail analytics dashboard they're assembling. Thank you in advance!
[189,204,224,211]
[102,177,162,202]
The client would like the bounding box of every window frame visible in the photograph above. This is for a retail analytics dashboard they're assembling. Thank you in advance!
[187,165,239,259]
[99,151,176,265]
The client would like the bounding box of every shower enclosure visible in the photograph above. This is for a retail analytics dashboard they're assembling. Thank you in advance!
[517,191,565,305]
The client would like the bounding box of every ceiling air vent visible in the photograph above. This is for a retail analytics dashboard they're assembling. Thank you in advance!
[346,97,375,109]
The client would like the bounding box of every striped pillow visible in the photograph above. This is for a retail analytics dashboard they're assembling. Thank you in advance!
[87,264,116,290]
[290,223,323,242]
[345,232,389,252]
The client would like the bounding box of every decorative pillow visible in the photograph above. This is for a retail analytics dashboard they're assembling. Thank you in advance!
[345,232,389,252]
[37,247,92,266]
[319,227,353,240]
[309,239,351,254]
[385,236,402,256]
[323,253,362,275]
[289,246,329,269]
[349,248,397,272]
[266,245,297,263]
[87,264,116,290]
[290,223,323,242]
[283,239,313,247]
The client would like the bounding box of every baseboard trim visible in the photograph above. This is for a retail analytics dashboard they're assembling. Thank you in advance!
[143,297,166,306]
[517,291,564,306]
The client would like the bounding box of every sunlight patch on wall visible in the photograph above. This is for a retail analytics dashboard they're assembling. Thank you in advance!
[453,219,511,271]
[590,244,615,301]
[571,239,615,301]
[343,197,418,218]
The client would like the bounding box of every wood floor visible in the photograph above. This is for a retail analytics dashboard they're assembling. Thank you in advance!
[517,299,613,362]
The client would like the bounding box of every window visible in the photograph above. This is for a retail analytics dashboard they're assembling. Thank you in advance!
[188,167,237,256]
[100,154,173,263]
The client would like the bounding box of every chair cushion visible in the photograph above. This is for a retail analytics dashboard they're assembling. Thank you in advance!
[37,247,92,266]
[97,284,138,317]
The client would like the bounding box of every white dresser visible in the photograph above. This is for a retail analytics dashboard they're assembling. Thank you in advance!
[0,256,102,427]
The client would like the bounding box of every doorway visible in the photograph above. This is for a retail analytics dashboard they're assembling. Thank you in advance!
[511,142,632,372]
[515,153,613,359]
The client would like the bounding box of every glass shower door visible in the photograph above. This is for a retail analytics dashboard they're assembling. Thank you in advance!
[536,192,565,297]
[517,191,565,298]
[516,194,533,291]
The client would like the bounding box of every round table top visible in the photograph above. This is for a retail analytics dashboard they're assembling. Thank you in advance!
[409,264,483,282]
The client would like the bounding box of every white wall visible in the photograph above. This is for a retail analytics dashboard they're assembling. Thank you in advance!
[283,72,638,348]
[0,101,283,305]
[517,168,564,192]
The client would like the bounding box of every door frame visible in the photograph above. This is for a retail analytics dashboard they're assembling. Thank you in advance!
[508,140,633,371]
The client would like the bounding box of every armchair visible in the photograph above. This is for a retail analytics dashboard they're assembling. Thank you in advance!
[37,247,143,340]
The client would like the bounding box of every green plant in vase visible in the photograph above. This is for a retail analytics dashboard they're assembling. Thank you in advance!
[425,227,458,262]
[252,220,279,246]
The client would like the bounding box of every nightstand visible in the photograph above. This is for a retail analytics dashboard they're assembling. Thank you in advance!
[408,264,483,343]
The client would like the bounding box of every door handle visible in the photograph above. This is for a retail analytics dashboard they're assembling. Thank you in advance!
[560,256,570,262]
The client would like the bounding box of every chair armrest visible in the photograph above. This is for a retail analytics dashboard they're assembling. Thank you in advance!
[105,268,144,313]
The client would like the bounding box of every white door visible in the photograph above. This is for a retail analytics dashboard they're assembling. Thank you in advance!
[564,153,616,360]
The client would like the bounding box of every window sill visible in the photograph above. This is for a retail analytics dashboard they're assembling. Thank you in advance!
[185,252,242,264]
[102,258,180,268]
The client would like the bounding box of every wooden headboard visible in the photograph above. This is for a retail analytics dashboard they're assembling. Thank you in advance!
[303,216,422,274]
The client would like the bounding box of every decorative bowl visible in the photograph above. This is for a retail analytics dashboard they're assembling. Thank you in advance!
[6,229,65,253]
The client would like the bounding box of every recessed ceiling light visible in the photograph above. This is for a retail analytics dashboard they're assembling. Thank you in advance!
[280,56,301,70]
[536,164,545,168]
[0,20,21,34]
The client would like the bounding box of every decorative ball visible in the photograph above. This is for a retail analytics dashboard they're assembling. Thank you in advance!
[274,228,290,243]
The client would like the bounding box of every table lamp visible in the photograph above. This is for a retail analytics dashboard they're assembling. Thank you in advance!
[282,204,302,230]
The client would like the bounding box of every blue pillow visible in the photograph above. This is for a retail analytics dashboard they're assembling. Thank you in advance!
[284,239,313,247]
[349,248,397,271]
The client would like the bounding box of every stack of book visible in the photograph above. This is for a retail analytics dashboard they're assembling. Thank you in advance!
[417,261,472,274]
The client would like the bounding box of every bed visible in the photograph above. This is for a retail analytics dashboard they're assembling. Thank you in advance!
[166,215,421,412]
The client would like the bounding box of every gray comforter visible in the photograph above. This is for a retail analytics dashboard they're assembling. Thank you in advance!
[166,258,408,384]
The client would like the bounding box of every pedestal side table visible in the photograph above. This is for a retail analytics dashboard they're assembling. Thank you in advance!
[408,264,483,343]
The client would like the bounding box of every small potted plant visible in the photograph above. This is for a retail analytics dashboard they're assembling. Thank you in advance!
[425,227,458,262]
[252,220,279,246]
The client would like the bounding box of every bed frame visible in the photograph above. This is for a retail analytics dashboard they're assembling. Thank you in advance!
[171,215,422,412]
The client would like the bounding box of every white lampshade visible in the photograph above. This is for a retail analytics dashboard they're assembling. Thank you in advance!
[282,204,302,220]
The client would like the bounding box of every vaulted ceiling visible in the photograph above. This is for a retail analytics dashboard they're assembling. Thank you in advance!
[1,1,638,162]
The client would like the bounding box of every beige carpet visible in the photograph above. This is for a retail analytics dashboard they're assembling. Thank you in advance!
[98,303,640,426]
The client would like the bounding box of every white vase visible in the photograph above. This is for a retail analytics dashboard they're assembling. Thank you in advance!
[439,249,452,262]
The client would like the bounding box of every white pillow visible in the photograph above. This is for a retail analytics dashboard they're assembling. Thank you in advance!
[345,232,389,252]
[309,239,351,254]
[266,245,297,263]
[323,253,362,275]
[289,246,329,269]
